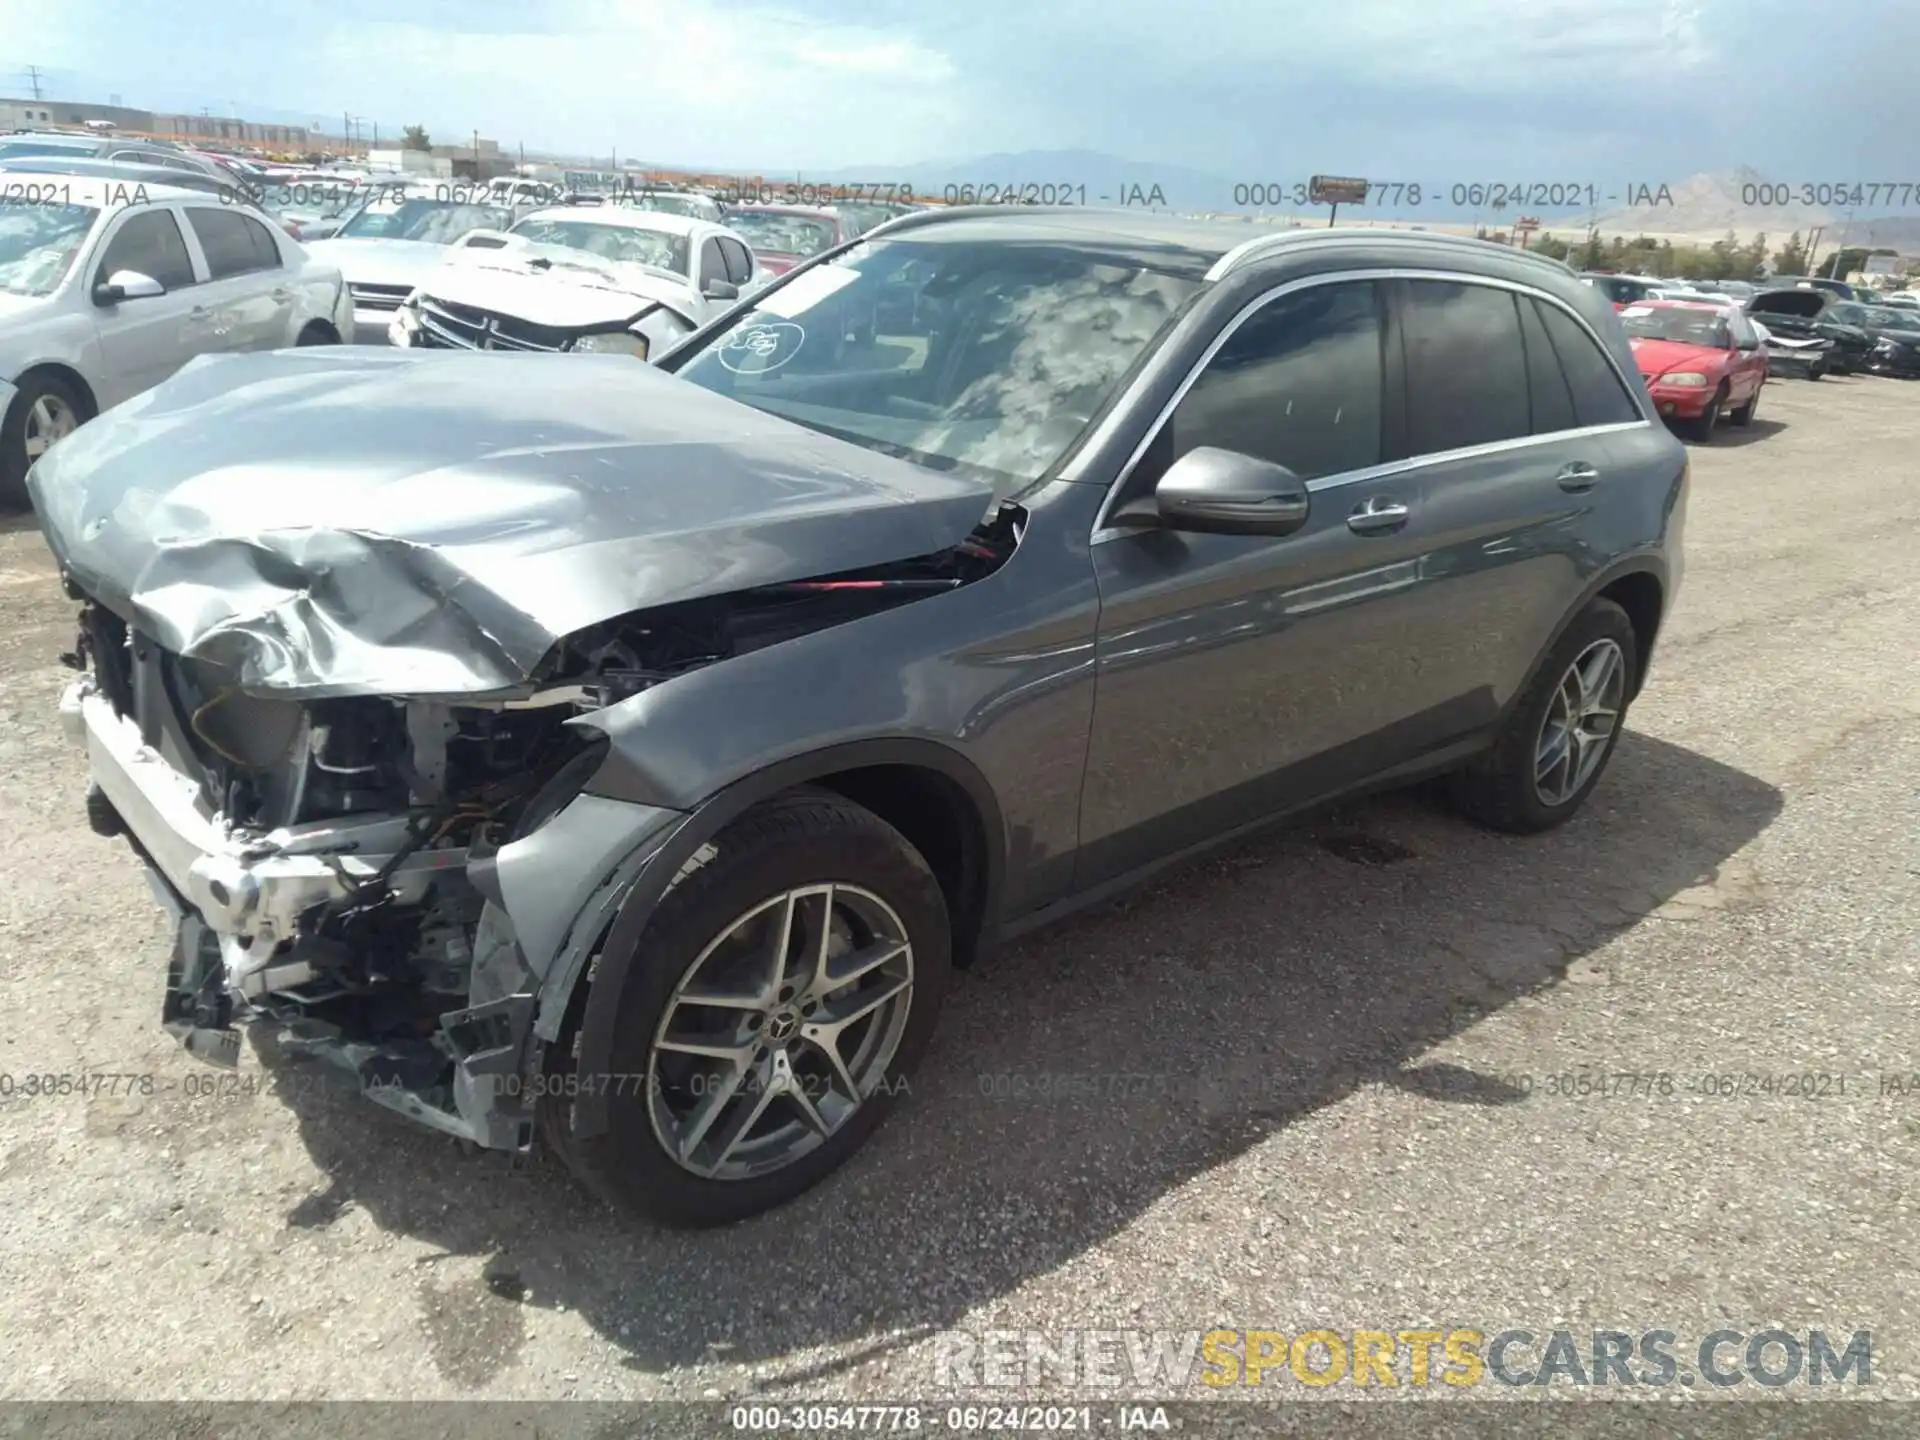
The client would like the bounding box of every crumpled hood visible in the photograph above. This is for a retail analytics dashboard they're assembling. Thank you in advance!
[304,237,450,289]
[28,348,995,699]
[416,240,698,327]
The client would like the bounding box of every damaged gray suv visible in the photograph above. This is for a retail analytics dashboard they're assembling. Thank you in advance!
[35,209,1686,1226]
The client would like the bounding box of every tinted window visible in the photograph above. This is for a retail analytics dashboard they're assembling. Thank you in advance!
[1537,302,1642,426]
[187,207,281,279]
[1139,280,1384,486]
[1402,280,1529,453]
[697,238,726,287]
[1517,295,1576,434]
[719,237,753,285]
[95,207,196,289]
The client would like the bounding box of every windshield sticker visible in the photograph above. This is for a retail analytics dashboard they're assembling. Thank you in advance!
[755,263,860,319]
[718,321,807,374]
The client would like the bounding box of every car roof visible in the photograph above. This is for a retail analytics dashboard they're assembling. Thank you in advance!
[521,204,704,235]
[865,208,1581,287]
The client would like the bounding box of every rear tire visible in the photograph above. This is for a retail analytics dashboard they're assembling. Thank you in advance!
[1729,384,1758,426]
[547,789,951,1227]
[1448,598,1638,835]
[295,322,340,346]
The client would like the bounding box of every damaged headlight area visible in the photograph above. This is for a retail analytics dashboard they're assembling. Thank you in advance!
[55,505,1020,1149]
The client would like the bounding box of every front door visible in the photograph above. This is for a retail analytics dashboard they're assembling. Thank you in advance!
[1077,277,1452,888]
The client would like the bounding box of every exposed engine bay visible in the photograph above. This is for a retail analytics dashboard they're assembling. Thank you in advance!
[59,506,1020,1142]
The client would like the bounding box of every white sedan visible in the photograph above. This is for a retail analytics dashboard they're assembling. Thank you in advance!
[390,207,767,360]
[305,182,521,343]
[0,173,352,501]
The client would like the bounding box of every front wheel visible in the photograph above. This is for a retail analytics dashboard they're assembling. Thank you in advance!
[548,789,951,1227]
[1448,598,1638,834]
[1680,386,1726,441]
[0,371,90,507]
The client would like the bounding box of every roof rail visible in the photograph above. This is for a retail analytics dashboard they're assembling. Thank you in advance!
[1207,226,1578,283]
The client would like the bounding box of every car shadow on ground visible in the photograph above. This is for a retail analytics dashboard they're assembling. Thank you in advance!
[1703,417,1789,448]
[259,730,1781,1390]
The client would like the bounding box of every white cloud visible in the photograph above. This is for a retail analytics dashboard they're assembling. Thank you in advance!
[316,0,971,166]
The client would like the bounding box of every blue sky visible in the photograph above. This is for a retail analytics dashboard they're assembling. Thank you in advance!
[4,0,1916,185]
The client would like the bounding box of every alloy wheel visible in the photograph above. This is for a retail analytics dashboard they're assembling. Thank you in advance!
[1533,638,1626,807]
[647,883,915,1180]
[23,393,78,461]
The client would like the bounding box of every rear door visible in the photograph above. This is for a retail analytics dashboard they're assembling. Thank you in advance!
[1386,277,1652,719]
[181,205,294,350]
[87,203,209,406]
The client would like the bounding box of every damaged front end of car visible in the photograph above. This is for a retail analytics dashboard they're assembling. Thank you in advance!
[34,346,1008,1151]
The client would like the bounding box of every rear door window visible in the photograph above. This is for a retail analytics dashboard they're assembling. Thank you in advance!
[1400,280,1530,454]
[1535,301,1643,426]
[186,207,283,279]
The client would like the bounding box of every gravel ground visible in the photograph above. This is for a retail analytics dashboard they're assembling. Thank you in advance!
[0,372,1914,1415]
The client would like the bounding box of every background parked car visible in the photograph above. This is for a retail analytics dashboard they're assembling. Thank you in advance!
[1579,272,1663,309]
[0,173,350,501]
[1827,301,1920,377]
[1619,299,1767,439]
[1747,286,1874,374]
[392,206,763,358]
[0,131,229,182]
[304,182,519,342]
[1746,317,1829,379]
[722,203,855,275]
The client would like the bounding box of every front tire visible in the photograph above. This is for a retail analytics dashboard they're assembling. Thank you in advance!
[0,370,91,507]
[548,789,951,1227]
[1448,598,1638,835]
[1680,385,1726,441]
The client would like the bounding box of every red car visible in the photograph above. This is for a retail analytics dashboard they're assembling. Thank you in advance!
[721,204,853,275]
[1619,299,1768,440]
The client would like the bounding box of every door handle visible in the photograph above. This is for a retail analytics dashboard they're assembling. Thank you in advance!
[1556,462,1601,494]
[1347,498,1409,535]
[189,305,212,320]
[272,288,292,301]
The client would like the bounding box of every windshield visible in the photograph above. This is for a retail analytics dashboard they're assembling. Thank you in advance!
[507,216,690,274]
[671,235,1201,498]
[725,210,838,257]
[1621,306,1732,346]
[1860,305,1920,329]
[624,192,712,219]
[338,198,513,243]
[0,202,100,295]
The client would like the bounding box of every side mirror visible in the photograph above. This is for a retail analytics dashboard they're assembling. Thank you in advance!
[1147,446,1312,536]
[703,279,740,301]
[92,269,164,305]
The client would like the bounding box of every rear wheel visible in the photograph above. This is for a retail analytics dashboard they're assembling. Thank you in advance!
[1729,382,1759,426]
[0,371,91,507]
[547,789,950,1227]
[1448,598,1638,835]
[295,322,340,346]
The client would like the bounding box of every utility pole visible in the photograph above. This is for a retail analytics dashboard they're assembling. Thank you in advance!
[25,65,44,100]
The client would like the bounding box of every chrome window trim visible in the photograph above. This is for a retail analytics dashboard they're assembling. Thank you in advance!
[1087,266,1652,544]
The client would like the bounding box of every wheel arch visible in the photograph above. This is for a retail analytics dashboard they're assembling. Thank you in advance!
[1516,559,1668,712]
[557,737,1006,1141]
[8,361,100,421]
[295,319,341,345]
